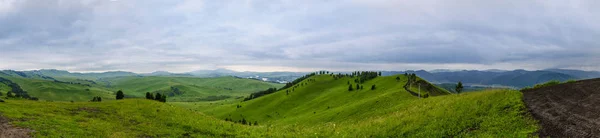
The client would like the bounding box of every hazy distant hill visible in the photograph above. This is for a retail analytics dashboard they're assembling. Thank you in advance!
[188,69,306,83]
[383,69,594,88]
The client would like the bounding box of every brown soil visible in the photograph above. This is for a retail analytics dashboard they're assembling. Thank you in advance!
[522,78,600,138]
[0,115,32,138]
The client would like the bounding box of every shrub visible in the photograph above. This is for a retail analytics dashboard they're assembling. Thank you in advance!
[116,90,124,100]
[145,92,154,100]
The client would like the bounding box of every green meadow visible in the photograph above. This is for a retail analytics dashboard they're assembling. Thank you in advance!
[0,74,538,137]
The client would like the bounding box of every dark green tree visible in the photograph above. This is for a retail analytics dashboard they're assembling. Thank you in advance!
[116,90,124,100]
[98,97,102,102]
[160,95,167,102]
[371,85,376,90]
[0,91,3,96]
[155,93,162,101]
[455,81,464,93]
[348,85,354,91]
[145,92,154,100]
[378,72,382,76]
[254,121,258,126]
[356,84,360,90]
[396,76,400,82]
[7,91,14,98]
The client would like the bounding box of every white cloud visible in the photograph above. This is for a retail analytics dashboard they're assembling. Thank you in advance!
[0,0,600,73]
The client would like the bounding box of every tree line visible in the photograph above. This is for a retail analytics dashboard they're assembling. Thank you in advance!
[224,118,258,126]
[243,88,277,101]
[280,73,317,90]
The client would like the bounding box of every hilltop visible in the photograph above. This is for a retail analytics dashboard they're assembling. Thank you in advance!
[178,74,538,137]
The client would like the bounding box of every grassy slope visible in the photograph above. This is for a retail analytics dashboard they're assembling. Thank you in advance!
[0,89,537,137]
[0,99,270,137]
[0,73,283,102]
[104,76,284,102]
[0,74,538,137]
[4,76,115,102]
[196,75,538,137]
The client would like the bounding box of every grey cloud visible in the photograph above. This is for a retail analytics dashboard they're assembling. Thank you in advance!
[1,0,600,72]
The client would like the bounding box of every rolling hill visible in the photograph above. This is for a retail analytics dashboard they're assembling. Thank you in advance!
[0,74,539,137]
[102,76,284,102]
[391,69,581,88]
[183,74,537,137]
[0,70,283,102]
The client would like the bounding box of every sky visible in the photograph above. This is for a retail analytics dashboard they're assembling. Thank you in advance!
[1,0,600,73]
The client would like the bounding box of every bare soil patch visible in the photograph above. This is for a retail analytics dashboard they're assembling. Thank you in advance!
[0,115,32,138]
[522,78,600,137]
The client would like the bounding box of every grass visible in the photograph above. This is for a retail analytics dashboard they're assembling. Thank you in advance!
[0,74,539,137]
[5,76,115,102]
[0,99,267,137]
[0,75,282,102]
[102,76,284,102]
[520,79,577,91]
[181,75,539,137]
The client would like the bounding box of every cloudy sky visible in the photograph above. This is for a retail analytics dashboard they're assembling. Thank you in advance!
[1,0,599,73]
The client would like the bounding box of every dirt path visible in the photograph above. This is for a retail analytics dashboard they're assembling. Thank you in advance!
[0,115,31,138]
[522,78,600,137]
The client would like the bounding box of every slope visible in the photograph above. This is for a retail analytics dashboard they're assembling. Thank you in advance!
[194,74,537,137]
[0,99,273,137]
[0,76,539,137]
[103,76,284,102]
[1,76,115,102]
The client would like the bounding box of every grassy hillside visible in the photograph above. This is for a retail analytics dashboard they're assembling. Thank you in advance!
[0,70,283,102]
[0,87,538,137]
[97,76,283,102]
[0,99,269,137]
[182,75,537,137]
[1,76,116,102]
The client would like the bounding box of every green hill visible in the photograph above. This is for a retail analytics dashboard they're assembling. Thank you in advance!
[0,74,538,137]
[102,76,284,102]
[184,74,537,137]
[0,99,268,137]
[0,71,283,102]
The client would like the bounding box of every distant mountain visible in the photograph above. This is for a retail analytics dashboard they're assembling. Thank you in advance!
[382,69,591,88]
[22,69,137,79]
[542,69,600,79]
[143,71,193,77]
[187,69,307,83]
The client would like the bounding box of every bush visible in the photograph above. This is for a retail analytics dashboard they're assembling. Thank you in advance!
[146,92,154,100]
[116,90,124,100]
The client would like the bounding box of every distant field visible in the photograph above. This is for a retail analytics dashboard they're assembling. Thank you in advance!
[0,72,282,102]
[4,76,115,102]
[103,76,284,102]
